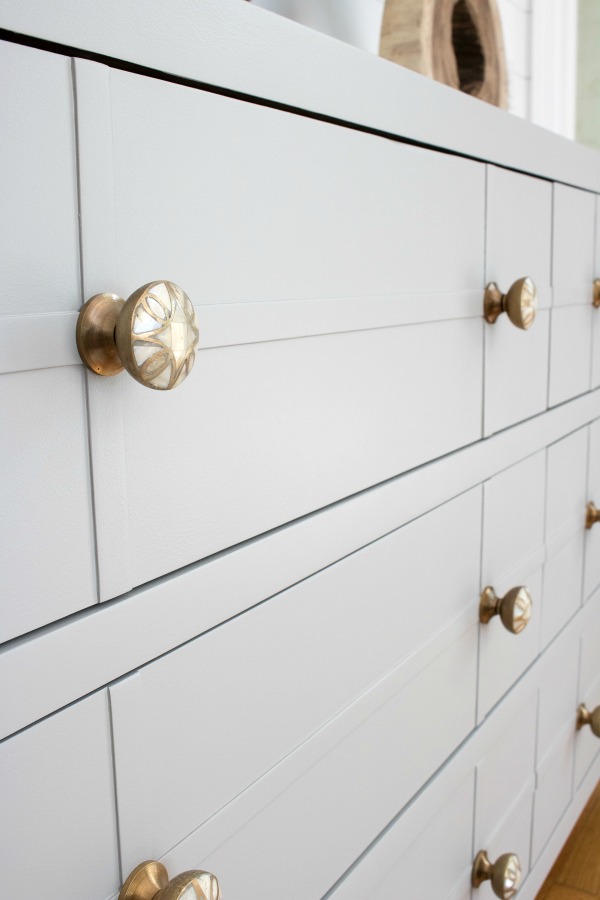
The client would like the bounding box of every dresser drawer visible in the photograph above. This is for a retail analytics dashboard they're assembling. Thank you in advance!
[111,488,481,875]
[575,589,600,787]
[484,167,552,436]
[592,196,600,388]
[0,691,119,900]
[329,767,475,900]
[585,418,600,599]
[0,41,97,643]
[474,697,537,889]
[542,427,588,647]
[71,59,486,600]
[478,452,545,718]
[0,367,97,642]
[549,184,596,407]
[532,629,579,863]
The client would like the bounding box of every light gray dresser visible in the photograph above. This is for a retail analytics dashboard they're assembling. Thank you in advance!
[1,2,600,899]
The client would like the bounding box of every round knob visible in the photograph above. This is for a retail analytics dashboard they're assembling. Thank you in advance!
[119,861,221,900]
[479,586,532,634]
[586,502,600,530]
[593,278,600,308]
[472,850,522,898]
[576,704,600,737]
[484,277,538,329]
[76,281,199,390]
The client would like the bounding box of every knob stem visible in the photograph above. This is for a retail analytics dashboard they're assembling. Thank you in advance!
[119,861,168,900]
[472,850,493,887]
[483,283,505,324]
[593,279,600,309]
[480,586,501,624]
[577,703,600,737]
[76,292,125,377]
[586,502,600,530]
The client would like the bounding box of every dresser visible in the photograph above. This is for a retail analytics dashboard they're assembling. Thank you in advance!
[1,3,600,899]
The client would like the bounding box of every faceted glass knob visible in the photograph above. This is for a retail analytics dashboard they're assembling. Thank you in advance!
[479,586,532,634]
[577,704,600,738]
[119,861,222,900]
[472,850,522,898]
[76,281,199,390]
[484,277,538,329]
[586,502,600,529]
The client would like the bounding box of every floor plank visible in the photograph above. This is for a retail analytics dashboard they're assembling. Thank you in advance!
[538,780,600,898]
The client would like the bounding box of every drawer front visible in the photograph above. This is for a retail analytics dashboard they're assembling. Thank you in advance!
[549,184,596,406]
[0,41,80,316]
[0,42,96,642]
[329,769,476,900]
[0,691,120,900]
[542,427,588,647]
[111,489,481,872]
[474,697,536,867]
[575,590,600,786]
[532,628,579,863]
[585,418,600,599]
[0,367,97,642]
[75,59,486,599]
[593,195,600,388]
[479,452,545,718]
[484,167,552,436]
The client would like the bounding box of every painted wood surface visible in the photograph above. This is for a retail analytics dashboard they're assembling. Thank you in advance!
[77,60,485,596]
[2,394,600,743]
[0,691,120,900]
[0,366,97,642]
[0,41,80,317]
[1,0,599,190]
[110,488,480,870]
[484,165,552,436]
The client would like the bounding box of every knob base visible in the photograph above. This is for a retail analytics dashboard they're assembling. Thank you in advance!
[484,282,504,324]
[119,861,169,900]
[593,279,600,309]
[472,850,493,888]
[586,502,600,530]
[76,292,125,377]
[480,586,500,624]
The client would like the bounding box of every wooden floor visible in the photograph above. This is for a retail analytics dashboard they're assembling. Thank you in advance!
[537,780,600,898]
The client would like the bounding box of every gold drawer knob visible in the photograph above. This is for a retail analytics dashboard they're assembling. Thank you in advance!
[593,278,600,308]
[76,281,199,390]
[586,502,600,529]
[576,704,600,737]
[472,850,522,898]
[484,277,538,329]
[479,586,532,634]
[119,860,221,900]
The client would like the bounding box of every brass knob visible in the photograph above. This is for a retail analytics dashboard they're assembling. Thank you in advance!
[479,586,532,634]
[484,277,538,329]
[576,704,600,737]
[76,281,199,390]
[593,279,600,308]
[586,502,600,529]
[472,850,522,898]
[119,861,221,900]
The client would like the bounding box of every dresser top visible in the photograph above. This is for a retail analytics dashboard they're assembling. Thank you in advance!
[2,0,600,192]
[2,0,599,191]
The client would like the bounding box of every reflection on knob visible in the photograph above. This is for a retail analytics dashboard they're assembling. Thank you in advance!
[593,279,600,308]
[479,586,532,634]
[76,281,199,390]
[586,502,600,530]
[119,860,221,900]
[576,704,600,737]
[483,277,538,329]
[472,850,522,898]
